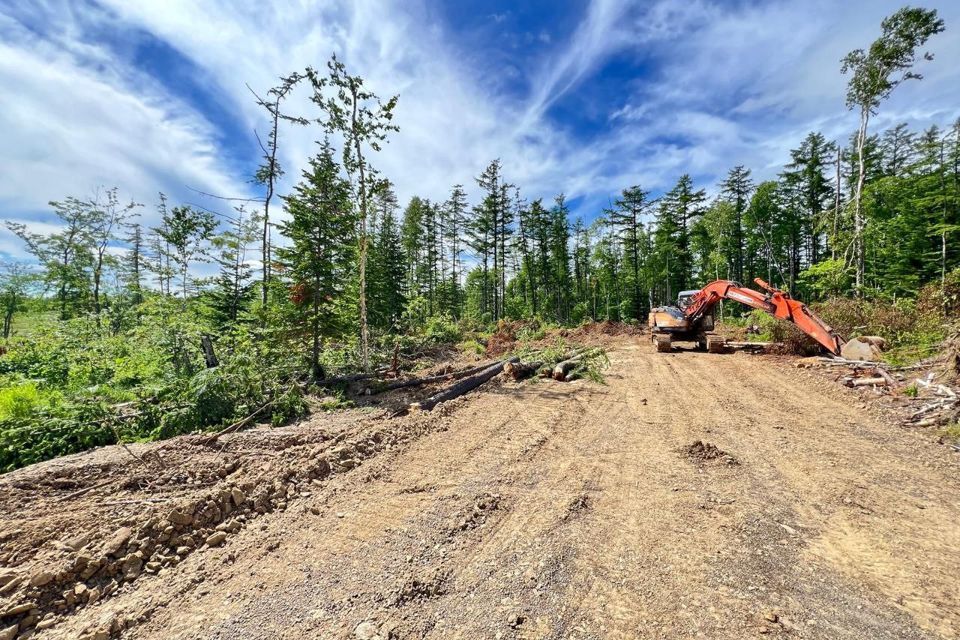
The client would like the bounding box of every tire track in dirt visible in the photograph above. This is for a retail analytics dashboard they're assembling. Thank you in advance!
[5,339,959,639]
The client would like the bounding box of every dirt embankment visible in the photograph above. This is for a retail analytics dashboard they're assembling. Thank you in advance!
[2,337,959,639]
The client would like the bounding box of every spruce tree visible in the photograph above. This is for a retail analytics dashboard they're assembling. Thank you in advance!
[277,140,355,380]
[608,186,649,319]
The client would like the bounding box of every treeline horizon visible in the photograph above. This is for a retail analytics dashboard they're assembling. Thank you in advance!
[1,6,955,355]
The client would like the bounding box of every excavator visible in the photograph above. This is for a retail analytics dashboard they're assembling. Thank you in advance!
[648,278,844,355]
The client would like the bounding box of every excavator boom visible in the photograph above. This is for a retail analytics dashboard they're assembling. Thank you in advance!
[682,278,843,355]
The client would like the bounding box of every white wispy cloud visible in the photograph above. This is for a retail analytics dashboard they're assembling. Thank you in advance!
[1,0,959,263]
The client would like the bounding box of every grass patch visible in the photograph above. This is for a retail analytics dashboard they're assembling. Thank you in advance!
[938,423,960,444]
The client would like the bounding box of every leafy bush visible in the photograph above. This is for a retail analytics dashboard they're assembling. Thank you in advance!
[0,398,113,472]
[812,295,948,364]
[423,314,461,343]
[799,259,852,299]
[0,382,46,421]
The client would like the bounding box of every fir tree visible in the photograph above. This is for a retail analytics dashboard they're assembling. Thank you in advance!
[277,140,355,380]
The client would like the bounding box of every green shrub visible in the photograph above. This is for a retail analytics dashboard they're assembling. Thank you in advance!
[423,314,462,343]
[459,339,486,355]
[0,382,45,421]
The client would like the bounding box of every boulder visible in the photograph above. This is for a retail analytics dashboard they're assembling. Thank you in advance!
[841,337,884,362]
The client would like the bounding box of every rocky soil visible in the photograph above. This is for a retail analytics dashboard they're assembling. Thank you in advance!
[1,337,958,639]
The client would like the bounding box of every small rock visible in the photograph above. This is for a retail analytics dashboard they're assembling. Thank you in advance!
[74,584,88,598]
[507,613,527,628]
[19,614,39,629]
[764,611,779,623]
[104,527,133,556]
[354,621,378,639]
[36,618,56,630]
[205,532,228,547]
[176,546,191,556]
[0,625,17,640]
[122,554,143,579]
[86,587,101,604]
[80,560,100,580]
[0,570,17,588]
[169,509,193,526]
[29,570,54,587]
[145,562,161,573]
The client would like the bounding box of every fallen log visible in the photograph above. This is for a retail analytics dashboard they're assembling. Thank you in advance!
[846,376,888,387]
[315,371,383,386]
[724,341,774,350]
[504,360,544,381]
[371,361,496,393]
[412,357,519,412]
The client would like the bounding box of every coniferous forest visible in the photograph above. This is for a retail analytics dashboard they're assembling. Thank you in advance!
[1,7,957,471]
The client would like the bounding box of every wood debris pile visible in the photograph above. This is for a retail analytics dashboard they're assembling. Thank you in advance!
[796,355,959,446]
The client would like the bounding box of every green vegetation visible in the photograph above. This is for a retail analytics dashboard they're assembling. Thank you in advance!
[1,9,956,470]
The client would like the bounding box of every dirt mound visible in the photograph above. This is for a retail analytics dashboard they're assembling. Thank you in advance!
[681,440,738,465]
[484,321,520,357]
[567,320,642,338]
[487,320,643,357]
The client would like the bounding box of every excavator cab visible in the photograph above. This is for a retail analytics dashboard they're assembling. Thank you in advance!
[676,290,700,310]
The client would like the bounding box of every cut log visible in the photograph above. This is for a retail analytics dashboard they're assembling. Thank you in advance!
[504,360,544,381]
[553,350,599,381]
[846,376,888,387]
[372,361,497,393]
[724,341,773,350]
[411,357,519,412]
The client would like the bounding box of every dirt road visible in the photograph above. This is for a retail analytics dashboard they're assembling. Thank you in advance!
[2,338,959,639]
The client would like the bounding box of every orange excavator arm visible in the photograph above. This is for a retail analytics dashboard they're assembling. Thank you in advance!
[683,278,844,355]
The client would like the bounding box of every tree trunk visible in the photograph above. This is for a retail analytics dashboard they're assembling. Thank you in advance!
[412,357,518,411]
[852,109,870,293]
[353,107,371,371]
[262,98,281,307]
[374,361,496,393]
[93,255,103,320]
[941,140,948,289]
[200,335,219,368]
[503,360,544,381]
[833,145,841,260]
[312,274,322,381]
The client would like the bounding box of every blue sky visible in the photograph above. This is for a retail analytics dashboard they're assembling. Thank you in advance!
[2,0,959,260]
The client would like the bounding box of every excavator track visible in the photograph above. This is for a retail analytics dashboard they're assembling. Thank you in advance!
[654,334,672,353]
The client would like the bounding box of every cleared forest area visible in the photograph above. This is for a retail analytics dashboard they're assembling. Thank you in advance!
[2,4,960,639]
